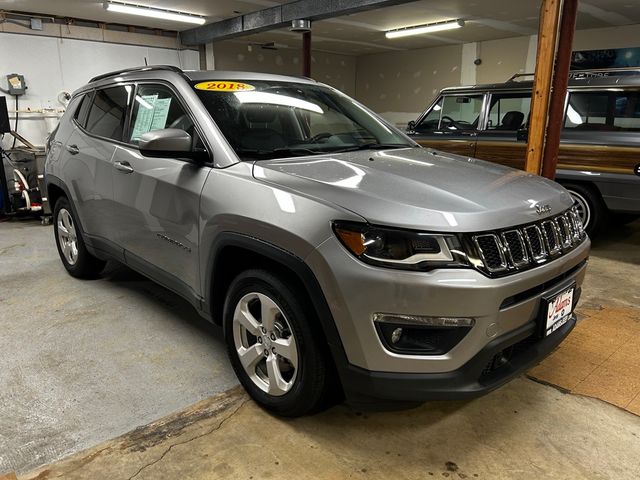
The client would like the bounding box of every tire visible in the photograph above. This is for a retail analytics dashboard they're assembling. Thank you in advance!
[562,183,606,236]
[53,197,106,278]
[223,269,328,417]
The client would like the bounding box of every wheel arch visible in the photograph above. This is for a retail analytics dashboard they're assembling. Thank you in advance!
[204,232,349,381]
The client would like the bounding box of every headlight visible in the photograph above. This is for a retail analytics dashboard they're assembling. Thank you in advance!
[332,221,470,271]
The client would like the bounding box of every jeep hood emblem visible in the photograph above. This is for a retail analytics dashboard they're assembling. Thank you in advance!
[536,204,552,216]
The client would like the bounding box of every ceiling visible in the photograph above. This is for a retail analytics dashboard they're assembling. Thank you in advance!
[1,0,640,54]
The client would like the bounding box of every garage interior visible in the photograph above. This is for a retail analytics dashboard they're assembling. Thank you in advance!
[1,0,639,479]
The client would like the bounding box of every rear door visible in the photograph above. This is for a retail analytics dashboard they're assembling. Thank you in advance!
[111,82,212,299]
[474,91,531,170]
[408,93,484,157]
[63,85,132,250]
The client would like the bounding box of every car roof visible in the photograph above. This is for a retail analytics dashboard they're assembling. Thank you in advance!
[81,65,316,92]
[183,70,317,84]
[440,71,640,94]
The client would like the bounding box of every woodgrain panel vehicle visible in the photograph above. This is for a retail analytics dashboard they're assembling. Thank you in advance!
[407,68,640,234]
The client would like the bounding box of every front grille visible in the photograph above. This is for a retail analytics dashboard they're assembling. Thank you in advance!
[470,207,586,276]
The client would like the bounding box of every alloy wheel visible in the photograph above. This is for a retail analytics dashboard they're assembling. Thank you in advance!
[57,208,79,265]
[232,292,299,396]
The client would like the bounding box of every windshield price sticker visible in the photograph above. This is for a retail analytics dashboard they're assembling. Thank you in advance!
[545,287,574,336]
[194,81,255,92]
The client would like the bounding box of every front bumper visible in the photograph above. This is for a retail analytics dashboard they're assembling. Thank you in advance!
[339,312,576,404]
[306,234,589,402]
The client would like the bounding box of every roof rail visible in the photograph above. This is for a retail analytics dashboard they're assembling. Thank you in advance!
[89,65,184,83]
[507,66,640,82]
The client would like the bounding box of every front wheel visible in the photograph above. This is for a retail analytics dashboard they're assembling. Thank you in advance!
[223,269,329,417]
[53,197,106,278]
[562,183,605,236]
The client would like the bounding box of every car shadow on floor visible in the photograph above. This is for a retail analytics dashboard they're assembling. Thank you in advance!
[98,260,224,344]
[588,219,640,265]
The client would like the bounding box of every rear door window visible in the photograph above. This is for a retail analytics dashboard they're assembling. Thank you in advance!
[85,86,131,141]
[486,93,530,130]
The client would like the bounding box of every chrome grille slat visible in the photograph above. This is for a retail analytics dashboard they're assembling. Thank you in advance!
[523,225,547,261]
[541,220,562,255]
[501,230,529,268]
[471,207,586,276]
[472,234,508,273]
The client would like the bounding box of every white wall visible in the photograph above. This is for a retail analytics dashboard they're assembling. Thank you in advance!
[0,32,199,148]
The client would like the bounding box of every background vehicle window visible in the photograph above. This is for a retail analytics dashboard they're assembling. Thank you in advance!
[414,98,443,133]
[73,93,92,129]
[438,95,483,131]
[129,84,196,144]
[564,91,640,131]
[486,94,530,130]
[85,86,131,141]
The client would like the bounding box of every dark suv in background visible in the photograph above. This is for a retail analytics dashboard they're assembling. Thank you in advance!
[407,68,640,234]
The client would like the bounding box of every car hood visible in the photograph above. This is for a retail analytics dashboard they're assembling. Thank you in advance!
[252,147,574,232]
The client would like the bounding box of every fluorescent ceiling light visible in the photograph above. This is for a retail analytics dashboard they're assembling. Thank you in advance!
[385,19,464,39]
[104,2,206,25]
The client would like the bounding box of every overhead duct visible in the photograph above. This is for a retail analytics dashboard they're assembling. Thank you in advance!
[180,0,418,45]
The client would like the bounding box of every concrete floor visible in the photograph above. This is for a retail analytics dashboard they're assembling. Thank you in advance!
[0,219,239,474]
[1,217,639,479]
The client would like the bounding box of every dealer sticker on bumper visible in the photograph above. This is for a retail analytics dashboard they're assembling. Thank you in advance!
[545,287,574,336]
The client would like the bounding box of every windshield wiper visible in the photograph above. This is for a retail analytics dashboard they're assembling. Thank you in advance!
[236,147,324,160]
[330,143,413,153]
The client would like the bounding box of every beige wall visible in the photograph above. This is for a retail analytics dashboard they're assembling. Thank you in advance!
[573,24,640,51]
[475,35,531,84]
[354,44,462,127]
[212,41,357,96]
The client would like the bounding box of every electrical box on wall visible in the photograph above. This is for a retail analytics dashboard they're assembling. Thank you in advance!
[6,74,27,96]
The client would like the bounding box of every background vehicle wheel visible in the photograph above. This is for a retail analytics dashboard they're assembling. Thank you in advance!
[562,183,605,236]
[224,269,329,417]
[53,197,106,278]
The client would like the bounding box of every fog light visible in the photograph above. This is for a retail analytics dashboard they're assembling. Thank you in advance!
[374,313,475,355]
[391,327,403,344]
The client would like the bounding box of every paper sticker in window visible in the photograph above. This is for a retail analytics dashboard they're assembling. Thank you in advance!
[131,94,172,141]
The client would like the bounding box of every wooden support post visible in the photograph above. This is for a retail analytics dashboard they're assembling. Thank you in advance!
[302,31,311,77]
[541,0,578,180]
[524,0,561,175]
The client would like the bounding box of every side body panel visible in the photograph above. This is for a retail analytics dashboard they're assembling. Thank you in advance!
[111,146,212,297]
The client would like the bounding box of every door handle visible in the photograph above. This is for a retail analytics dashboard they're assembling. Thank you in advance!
[66,144,79,155]
[114,160,134,174]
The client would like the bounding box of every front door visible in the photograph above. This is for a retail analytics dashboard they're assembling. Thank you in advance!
[408,94,484,157]
[111,83,212,298]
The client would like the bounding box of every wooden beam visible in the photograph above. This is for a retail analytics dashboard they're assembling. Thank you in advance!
[525,0,561,175]
[541,0,578,180]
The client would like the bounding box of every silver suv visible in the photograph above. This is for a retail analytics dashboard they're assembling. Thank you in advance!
[45,66,590,416]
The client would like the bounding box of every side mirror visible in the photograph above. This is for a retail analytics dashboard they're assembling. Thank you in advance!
[407,120,416,132]
[139,128,203,161]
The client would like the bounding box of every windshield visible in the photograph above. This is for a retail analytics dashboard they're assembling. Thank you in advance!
[191,80,415,160]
